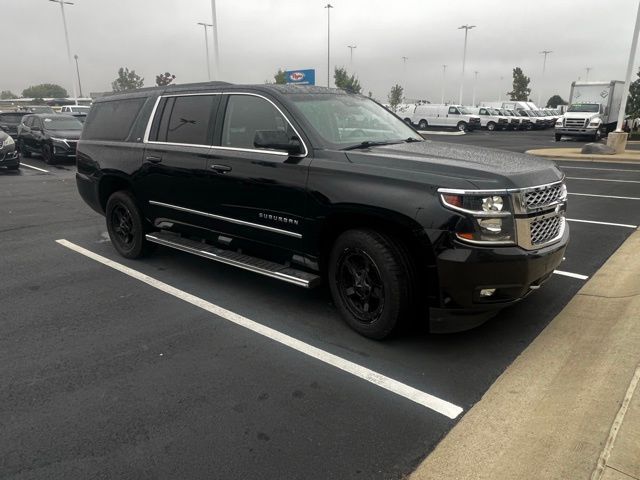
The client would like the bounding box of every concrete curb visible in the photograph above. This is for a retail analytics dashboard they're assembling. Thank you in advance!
[410,229,640,480]
[526,148,640,164]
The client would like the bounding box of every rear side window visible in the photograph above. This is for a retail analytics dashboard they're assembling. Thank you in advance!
[149,95,218,145]
[221,95,288,149]
[0,113,25,125]
[83,98,145,141]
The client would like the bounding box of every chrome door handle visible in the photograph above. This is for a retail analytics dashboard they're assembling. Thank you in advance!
[211,164,232,173]
[145,155,162,163]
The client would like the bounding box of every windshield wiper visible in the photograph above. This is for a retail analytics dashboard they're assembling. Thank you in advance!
[341,140,401,151]
[404,137,422,143]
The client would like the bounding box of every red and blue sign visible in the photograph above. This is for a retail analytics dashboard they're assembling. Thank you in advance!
[285,69,316,86]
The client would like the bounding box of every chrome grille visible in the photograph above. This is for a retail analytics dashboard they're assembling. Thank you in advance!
[565,118,587,128]
[524,183,565,210]
[530,215,564,246]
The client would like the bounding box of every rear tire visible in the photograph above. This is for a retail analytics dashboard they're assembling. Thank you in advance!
[418,119,428,130]
[328,229,413,340]
[457,121,468,132]
[106,191,154,259]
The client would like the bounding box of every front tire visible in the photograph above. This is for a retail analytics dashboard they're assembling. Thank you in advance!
[42,144,55,165]
[418,119,428,130]
[457,121,468,132]
[19,140,31,157]
[555,133,562,142]
[106,191,153,259]
[487,122,496,131]
[328,229,413,340]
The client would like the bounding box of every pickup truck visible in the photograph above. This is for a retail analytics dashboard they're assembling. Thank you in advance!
[76,83,569,339]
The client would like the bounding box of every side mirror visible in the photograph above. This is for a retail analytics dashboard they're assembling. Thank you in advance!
[254,130,302,155]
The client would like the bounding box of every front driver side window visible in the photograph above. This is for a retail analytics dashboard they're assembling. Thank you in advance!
[449,107,459,115]
[222,95,290,150]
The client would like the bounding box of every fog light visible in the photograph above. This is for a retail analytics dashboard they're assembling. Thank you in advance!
[478,218,502,233]
[480,288,496,297]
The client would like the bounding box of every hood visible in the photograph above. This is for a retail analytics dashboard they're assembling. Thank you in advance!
[564,111,600,120]
[47,130,82,140]
[345,140,563,190]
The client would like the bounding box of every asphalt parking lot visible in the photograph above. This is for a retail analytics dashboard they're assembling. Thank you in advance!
[2,132,640,479]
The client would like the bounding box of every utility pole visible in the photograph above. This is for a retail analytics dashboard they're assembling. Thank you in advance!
[402,56,408,88]
[441,64,447,104]
[74,54,83,98]
[499,75,504,101]
[49,0,78,105]
[197,22,213,81]
[210,0,220,78]
[347,45,357,66]
[472,71,478,106]
[458,24,476,105]
[614,1,640,133]
[325,4,333,87]
[586,67,592,82]
[538,50,552,106]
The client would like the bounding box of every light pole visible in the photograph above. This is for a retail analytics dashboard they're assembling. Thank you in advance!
[441,64,447,104]
[499,76,504,102]
[458,24,476,105]
[538,50,552,106]
[49,0,78,105]
[197,22,213,80]
[347,45,357,67]
[325,4,333,87]
[614,1,640,134]
[472,71,478,106]
[73,54,83,98]
[402,56,408,87]
[585,67,592,82]
[210,0,220,78]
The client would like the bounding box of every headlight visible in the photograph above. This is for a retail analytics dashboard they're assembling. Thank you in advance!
[50,137,69,146]
[2,135,14,147]
[439,190,515,245]
[555,120,563,126]
[588,119,601,127]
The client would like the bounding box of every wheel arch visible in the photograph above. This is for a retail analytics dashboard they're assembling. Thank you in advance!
[98,173,134,213]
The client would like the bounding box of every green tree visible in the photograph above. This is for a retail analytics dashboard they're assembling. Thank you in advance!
[626,68,640,118]
[334,67,362,94]
[507,67,531,101]
[155,72,176,87]
[112,67,144,92]
[546,94,567,108]
[22,84,68,98]
[387,84,404,112]
[0,90,18,99]
[273,69,286,84]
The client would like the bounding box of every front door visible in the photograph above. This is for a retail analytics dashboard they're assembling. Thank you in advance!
[203,93,310,253]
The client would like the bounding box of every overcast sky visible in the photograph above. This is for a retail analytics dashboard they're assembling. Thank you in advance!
[4,0,640,105]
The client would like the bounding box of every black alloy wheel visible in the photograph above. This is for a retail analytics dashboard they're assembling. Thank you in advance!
[19,140,31,157]
[42,144,55,165]
[106,190,154,259]
[328,229,414,339]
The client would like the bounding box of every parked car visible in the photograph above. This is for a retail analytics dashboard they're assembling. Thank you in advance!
[0,130,19,170]
[17,113,83,164]
[497,109,526,130]
[466,107,509,131]
[0,111,27,140]
[60,105,91,114]
[76,83,569,339]
[410,104,481,131]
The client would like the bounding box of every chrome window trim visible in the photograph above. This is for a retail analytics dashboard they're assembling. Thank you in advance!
[437,178,566,196]
[149,200,302,239]
[142,91,309,158]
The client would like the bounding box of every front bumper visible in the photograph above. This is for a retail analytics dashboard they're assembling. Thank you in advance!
[430,225,569,332]
[52,140,78,158]
[555,127,598,136]
[0,149,19,168]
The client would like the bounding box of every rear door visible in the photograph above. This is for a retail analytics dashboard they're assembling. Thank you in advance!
[137,93,222,229]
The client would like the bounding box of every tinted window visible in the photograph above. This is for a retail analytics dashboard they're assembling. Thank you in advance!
[449,107,459,114]
[83,97,146,141]
[222,95,289,149]
[152,95,217,145]
[0,113,26,125]
[42,116,83,131]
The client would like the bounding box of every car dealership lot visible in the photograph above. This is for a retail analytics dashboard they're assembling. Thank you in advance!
[2,134,640,479]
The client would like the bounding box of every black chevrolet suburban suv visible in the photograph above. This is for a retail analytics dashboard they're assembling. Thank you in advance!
[76,82,569,339]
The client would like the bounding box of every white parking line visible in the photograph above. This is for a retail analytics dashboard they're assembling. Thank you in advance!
[560,165,640,173]
[567,218,638,229]
[20,162,49,173]
[569,193,640,201]
[55,239,464,419]
[553,270,589,280]
[566,177,640,184]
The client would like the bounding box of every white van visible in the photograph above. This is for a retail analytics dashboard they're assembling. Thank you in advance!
[411,104,481,131]
[466,107,509,131]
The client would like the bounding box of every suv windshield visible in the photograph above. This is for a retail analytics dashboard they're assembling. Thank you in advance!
[568,104,600,113]
[457,107,471,114]
[289,94,420,147]
[42,116,83,130]
[30,106,55,114]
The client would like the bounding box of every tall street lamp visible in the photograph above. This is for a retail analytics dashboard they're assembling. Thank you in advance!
[197,22,213,80]
[210,0,220,78]
[499,76,504,102]
[614,1,640,135]
[49,0,78,105]
[441,64,447,104]
[401,56,408,88]
[458,24,476,105]
[74,54,83,98]
[585,67,592,82]
[325,4,333,87]
[347,45,357,66]
[472,70,479,106]
[538,50,552,106]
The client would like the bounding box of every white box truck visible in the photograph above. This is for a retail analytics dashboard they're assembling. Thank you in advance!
[555,81,624,141]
